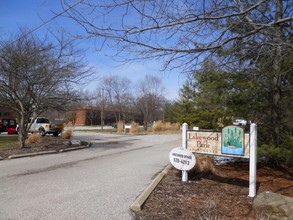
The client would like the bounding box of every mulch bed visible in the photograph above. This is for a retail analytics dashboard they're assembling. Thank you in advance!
[133,162,293,220]
[0,136,86,159]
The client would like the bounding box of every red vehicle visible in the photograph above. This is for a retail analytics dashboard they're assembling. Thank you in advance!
[0,117,18,134]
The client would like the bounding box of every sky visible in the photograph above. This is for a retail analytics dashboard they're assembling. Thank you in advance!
[0,0,186,100]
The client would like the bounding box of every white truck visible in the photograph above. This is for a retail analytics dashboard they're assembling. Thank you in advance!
[28,117,63,136]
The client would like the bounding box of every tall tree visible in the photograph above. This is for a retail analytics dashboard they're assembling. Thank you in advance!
[100,75,132,123]
[63,0,293,145]
[62,0,292,69]
[135,75,165,130]
[0,30,92,148]
[175,61,230,129]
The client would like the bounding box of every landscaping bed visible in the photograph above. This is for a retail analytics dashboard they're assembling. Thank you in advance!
[133,161,293,219]
[0,135,87,159]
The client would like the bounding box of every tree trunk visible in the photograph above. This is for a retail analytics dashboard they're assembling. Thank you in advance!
[272,73,281,145]
[18,115,27,148]
[271,0,283,146]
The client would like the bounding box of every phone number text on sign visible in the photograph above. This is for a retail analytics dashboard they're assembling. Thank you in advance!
[169,147,196,171]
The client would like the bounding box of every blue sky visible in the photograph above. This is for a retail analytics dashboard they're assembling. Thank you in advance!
[0,0,186,100]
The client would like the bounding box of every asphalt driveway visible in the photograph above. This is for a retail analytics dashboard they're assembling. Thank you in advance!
[0,132,180,220]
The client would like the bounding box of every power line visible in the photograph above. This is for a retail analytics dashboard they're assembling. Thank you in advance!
[8,0,84,45]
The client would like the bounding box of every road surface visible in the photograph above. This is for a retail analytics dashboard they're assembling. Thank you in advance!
[0,132,180,220]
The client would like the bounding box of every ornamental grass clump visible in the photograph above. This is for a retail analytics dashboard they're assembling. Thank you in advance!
[130,121,138,134]
[61,129,72,139]
[26,133,42,144]
[152,120,164,132]
[194,155,215,174]
[117,121,124,133]
[163,122,180,131]
[152,120,181,132]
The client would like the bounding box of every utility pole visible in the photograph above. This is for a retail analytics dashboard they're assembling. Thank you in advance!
[100,88,104,130]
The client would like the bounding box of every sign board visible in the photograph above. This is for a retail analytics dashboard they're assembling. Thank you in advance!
[187,126,249,158]
[125,125,131,129]
[169,147,196,171]
[182,123,257,197]
[221,125,245,156]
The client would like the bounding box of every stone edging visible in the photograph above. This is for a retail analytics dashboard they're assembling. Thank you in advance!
[1,141,91,160]
[130,163,172,212]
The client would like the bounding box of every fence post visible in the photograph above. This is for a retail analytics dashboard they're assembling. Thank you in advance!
[248,123,257,197]
[182,123,188,182]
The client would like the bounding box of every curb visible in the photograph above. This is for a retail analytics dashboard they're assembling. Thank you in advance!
[8,150,57,159]
[130,163,172,212]
[59,145,89,152]
[7,142,91,160]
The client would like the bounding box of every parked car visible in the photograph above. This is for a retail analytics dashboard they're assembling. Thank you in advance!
[233,119,247,126]
[28,117,64,136]
[112,123,117,129]
[0,117,17,134]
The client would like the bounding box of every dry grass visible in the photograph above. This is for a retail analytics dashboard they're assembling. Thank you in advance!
[193,155,216,174]
[152,120,180,132]
[65,121,74,127]
[117,121,124,133]
[26,133,43,144]
[61,129,73,139]
[129,121,138,134]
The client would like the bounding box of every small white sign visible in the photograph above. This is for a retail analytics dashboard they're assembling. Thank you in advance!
[169,147,196,171]
[125,125,131,129]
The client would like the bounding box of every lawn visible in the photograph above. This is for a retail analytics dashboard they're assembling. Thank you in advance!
[0,135,18,149]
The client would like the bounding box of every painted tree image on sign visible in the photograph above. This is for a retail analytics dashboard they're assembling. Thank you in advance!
[221,125,245,156]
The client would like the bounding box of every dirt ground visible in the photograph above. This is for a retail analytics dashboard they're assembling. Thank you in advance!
[133,160,293,220]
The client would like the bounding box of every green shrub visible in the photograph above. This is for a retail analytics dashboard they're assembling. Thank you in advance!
[258,143,293,166]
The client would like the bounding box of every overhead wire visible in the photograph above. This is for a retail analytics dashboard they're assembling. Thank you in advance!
[7,0,84,45]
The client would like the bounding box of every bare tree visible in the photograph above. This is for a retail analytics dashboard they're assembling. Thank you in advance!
[135,75,165,130]
[0,30,92,148]
[100,75,132,123]
[62,0,293,145]
[62,0,292,68]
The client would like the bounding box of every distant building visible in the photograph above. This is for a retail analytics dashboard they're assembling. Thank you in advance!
[73,105,142,126]
[0,107,18,119]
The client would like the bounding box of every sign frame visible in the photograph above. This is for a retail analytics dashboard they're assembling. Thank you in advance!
[182,123,257,197]
[186,127,250,158]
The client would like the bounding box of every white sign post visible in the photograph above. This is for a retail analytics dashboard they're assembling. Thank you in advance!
[169,123,196,182]
[249,123,257,197]
[182,123,188,182]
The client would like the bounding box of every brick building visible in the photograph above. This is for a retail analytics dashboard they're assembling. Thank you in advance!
[73,106,142,126]
[0,107,18,119]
